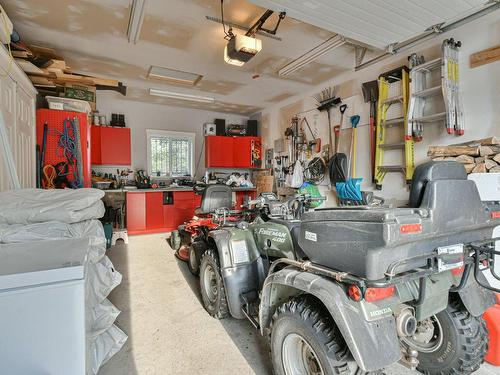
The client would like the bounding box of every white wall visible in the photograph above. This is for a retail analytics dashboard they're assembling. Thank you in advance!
[95,91,249,178]
[260,11,500,204]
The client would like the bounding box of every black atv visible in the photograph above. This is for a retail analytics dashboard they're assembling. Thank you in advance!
[195,161,500,375]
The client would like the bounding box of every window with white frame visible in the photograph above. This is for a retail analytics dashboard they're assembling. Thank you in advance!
[147,130,195,178]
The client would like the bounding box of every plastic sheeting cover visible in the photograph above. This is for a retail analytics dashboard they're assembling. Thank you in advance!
[0,188,105,224]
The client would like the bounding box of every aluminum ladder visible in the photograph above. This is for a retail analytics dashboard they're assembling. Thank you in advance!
[407,38,464,141]
[374,67,414,189]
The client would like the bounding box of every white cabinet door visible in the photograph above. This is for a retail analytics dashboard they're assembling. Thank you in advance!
[0,74,16,191]
[15,87,36,188]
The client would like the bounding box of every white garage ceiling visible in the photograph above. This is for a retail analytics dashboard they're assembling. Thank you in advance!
[249,0,489,50]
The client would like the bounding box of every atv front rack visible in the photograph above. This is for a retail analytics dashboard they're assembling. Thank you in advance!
[269,237,500,298]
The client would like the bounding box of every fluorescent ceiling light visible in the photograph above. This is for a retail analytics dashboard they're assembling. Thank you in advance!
[127,0,146,44]
[224,46,245,67]
[278,35,346,76]
[149,89,215,103]
[147,66,203,85]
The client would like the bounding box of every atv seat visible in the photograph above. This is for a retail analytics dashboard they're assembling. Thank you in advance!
[195,184,233,215]
[409,161,467,208]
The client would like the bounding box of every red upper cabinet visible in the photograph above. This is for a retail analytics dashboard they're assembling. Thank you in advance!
[91,125,131,165]
[206,136,261,169]
[205,136,234,168]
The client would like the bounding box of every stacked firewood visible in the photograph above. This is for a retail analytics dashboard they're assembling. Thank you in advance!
[428,137,500,174]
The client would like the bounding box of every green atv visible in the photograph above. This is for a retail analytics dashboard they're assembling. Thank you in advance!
[193,161,500,375]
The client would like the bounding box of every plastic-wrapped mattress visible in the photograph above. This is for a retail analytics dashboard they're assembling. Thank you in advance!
[0,188,126,374]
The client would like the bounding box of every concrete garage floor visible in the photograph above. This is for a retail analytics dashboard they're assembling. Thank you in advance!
[99,233,497,375]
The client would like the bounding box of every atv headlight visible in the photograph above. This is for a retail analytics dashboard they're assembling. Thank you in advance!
[231,240,250,265]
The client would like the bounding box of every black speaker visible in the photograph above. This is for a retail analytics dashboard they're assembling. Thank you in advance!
[247,120,258,136]
[214,118,225,136]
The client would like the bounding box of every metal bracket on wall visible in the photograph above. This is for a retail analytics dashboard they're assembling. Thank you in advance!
[354,46,367,66]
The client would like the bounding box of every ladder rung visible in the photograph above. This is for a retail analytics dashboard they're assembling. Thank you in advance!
[382,95,403,105]
[411,58,442,72]
[379,142,405,150]
[383,117,405,127]
[378,165,405,172]
[413,85,442,98]
[409,112,446,123]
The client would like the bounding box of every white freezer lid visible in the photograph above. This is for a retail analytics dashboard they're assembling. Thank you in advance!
[0,238,89,290]
[468,173,500,201]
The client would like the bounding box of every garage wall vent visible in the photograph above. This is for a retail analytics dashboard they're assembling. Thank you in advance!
[147,66,203,86]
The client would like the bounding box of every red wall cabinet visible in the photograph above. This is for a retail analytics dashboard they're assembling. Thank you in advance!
[91,126,131,165]
[126,193,146,232]
[205,136,234,168]
[205,136,261,169]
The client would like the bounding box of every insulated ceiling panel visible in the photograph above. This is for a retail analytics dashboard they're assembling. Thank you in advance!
[249,0,488,49]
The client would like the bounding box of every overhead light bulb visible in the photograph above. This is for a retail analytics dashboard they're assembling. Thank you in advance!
[224,45,245,67]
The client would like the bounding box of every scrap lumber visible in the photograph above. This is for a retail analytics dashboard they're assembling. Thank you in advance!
[493,154,500,164]
[470,45,500,68]
[490,166,500,173]
[427,145,479,157]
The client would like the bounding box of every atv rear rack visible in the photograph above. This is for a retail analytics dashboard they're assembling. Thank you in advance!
[269,237,500,298]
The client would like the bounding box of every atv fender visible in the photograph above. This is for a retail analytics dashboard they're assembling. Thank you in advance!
[208,229,267,319]
[456,270,496,317]
[260,268,401,372]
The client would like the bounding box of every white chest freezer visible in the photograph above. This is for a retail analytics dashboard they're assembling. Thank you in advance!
[0,238,89,375]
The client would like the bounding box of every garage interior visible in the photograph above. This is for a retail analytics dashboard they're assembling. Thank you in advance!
[0,1,500,374]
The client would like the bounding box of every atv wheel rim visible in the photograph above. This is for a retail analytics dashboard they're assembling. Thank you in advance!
[403,315,443,353]
[189,247,197,270]
[282,333,324,375]
[203,264,218,303]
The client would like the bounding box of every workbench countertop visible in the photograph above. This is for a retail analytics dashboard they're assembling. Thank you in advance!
[102,187,257,193]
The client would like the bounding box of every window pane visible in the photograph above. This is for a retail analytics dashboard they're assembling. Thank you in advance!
[149,133,193,177]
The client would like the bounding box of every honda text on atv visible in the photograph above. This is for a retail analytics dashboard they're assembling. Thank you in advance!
[193,161,500,375]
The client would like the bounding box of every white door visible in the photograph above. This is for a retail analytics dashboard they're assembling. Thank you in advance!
[15,87,35,188]
[0,74,16,191]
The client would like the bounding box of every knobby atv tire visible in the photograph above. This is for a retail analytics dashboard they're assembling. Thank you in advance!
[199,249,229,319]
[416,299,488,375]
[270,295,384,375]
[187,245,199,276]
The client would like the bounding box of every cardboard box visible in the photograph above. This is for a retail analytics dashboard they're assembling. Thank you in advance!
[63,84,96,111]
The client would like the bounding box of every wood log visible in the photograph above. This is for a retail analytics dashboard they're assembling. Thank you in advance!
[455,155,475,164]
[444,157,456,161]
[427,146,479,157]
[464,164,475,173]
[490,166,500,173]
[475,156,485,163]
[472,163,486,173]
[479,145,500,156]
[485,159,498,170]
[432,157,445,161]
[454,136,499,147]
[493,154,500,164]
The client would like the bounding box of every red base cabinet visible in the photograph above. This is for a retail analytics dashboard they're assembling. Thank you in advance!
[127,191,197,235]
[126,193,146,232]
[91,125,131,165]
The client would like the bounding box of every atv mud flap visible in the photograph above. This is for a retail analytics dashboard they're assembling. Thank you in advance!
[260,268,400,372]
[457,271,496,317]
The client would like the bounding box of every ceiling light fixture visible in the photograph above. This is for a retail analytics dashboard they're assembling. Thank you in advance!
[278,34,346,76]
[149,89,215,103]
[147,66,203,85]
[127,0,146,44]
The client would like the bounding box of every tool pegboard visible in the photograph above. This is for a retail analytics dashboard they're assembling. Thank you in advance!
[36,109,91,188]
